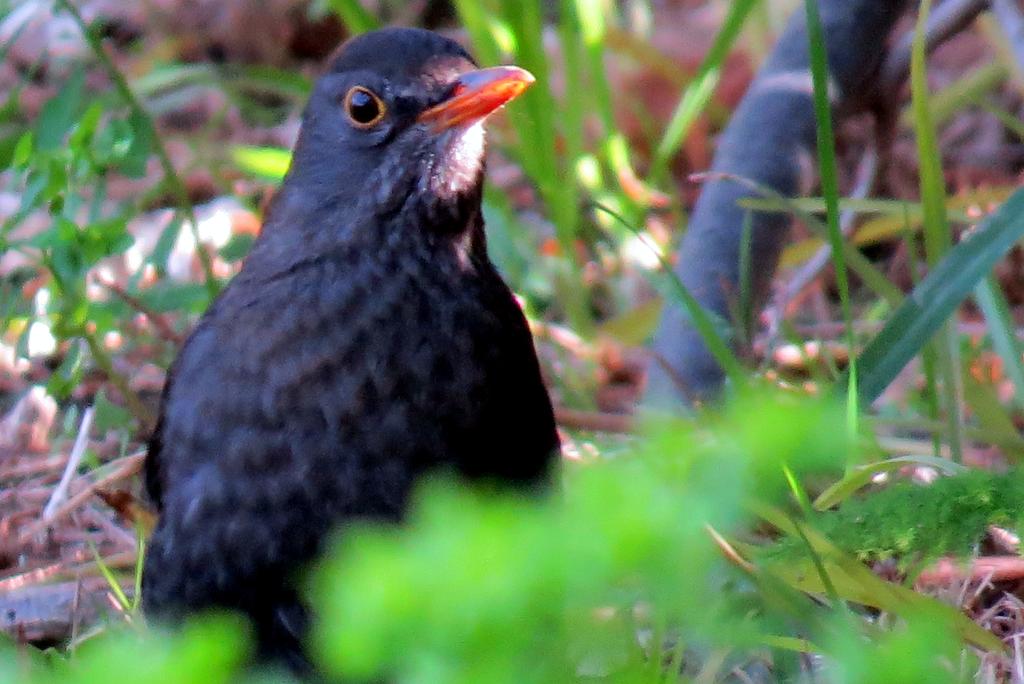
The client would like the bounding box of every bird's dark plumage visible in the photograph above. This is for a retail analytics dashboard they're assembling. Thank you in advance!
[142,27,558,669]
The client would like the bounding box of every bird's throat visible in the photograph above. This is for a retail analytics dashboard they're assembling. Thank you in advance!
[430,121,487,201]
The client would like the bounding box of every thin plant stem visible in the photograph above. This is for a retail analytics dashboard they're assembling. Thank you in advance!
[85,333,156,430]
[54,0,220,299]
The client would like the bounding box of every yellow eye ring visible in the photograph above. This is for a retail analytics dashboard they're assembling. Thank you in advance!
[344,86,387,129]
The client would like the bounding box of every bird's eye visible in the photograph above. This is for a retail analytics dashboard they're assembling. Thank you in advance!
[344,86,386,128]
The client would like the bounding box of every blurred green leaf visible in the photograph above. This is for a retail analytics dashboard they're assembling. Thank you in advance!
[481,196,532,290]
[828,609,972,684]
[149,216,184,276]
[136,282,211,314]
[90,539,132,611]
[46,339,84,398]
[598,298,662,346]
[70,616,249,684]
[36,68,85,152]
[231,145,291,181]
[12,130,34,168]
[327,0,380,34]
[742,196,933,219]
[118,110,153,178]
[68,101,102,149]
[93,388,133,433]
[218,233,255,263]
[81,216,132,264]
[231,64,312,99]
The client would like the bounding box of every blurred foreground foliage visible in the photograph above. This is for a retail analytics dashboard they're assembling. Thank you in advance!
[5,388,1008,683]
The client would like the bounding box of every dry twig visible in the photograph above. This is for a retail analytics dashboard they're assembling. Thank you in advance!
[42,406,95,522]
[916,555,1024,586]
[16,453,145,549]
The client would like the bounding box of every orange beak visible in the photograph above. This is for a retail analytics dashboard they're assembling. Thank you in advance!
[417,66,535,131]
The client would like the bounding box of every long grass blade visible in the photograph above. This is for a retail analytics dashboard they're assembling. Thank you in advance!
[804,0,858,451]
[649,0,758,182]
[846,188,1024,405]
[911,0,963,462]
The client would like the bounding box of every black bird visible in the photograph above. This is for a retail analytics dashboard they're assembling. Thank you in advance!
[142,27,559,669]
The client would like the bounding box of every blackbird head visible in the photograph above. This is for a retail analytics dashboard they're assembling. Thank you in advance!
[269,28,533,251]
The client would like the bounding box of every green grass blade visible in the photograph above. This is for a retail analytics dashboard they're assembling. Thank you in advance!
[327,0,380,34]
[568,2,651,213]
[845,188,1024,405]
[813,456,966,511]
[902,227,943,459]
[911,62,1007,129]
[981,99,1024,141]
[593,202,746,388]
[911,0,962,462]
[649,0,757,182]
[557,0,586,195]
[804,0,858,449]
[740,195,973,224]
[705,172,903,305]
[89,541,131,612]
[132,521,146,611]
